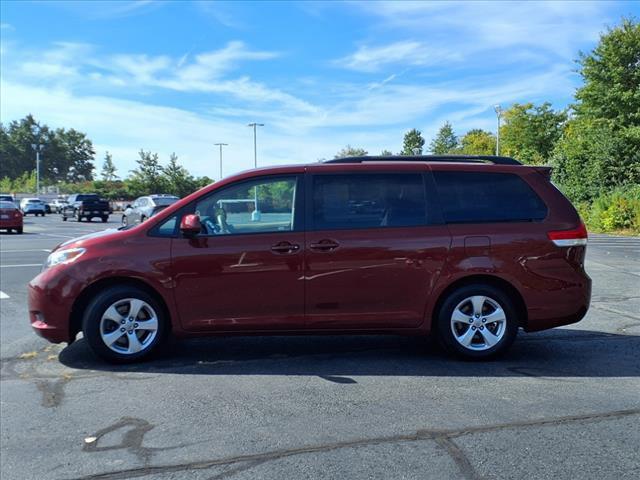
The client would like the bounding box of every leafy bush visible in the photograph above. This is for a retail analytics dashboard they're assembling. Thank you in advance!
[581,185,640,233]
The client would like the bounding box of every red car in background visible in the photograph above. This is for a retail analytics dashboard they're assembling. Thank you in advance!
[28,155,591,363]
[0,201,23,234]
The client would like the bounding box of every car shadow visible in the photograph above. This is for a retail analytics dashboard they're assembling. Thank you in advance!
[59,328,640,378]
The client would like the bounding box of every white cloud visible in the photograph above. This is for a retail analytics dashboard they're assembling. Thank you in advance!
[336,41,462,72]
[0,80,398,178]
[333,0,614,78]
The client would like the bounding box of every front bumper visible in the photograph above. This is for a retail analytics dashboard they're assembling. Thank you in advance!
[28,268,83,344]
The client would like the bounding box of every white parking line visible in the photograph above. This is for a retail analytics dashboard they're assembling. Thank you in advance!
[0,249,51,253]
[0,264,42,268]
[38,233,75,239]
[0,291,9,299]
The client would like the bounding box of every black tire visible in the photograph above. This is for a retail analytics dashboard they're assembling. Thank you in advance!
[121,215,128,226]
[82,285,169,363]
[62,215,67,221]
[435,283,518,360]
[17,227,23,234]
[101,216,108,223]
[75,210,82,222]
[140,215,146,223]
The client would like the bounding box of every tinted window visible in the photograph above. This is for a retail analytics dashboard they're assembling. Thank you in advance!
[156,215,177,236]
[313,174,426,230]
[0,201,16,209]
[433,172,547,223]
[194,177,297,235]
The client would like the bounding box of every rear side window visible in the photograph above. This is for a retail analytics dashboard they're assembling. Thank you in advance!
[433,172,547,223]
[312,173,427,230]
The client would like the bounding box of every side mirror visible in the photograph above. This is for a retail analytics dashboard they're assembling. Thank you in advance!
[180,214,202,236]
[125,204,132,209]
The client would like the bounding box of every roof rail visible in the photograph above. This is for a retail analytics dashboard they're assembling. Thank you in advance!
[324,155,522,166]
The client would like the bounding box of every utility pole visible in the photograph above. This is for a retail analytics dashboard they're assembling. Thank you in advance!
[31,144,44,195]
[214,143,228,180]
[494,104,502,156]
[247,123,264,220]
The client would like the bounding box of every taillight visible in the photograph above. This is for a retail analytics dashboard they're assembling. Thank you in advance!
[547,223,588,247]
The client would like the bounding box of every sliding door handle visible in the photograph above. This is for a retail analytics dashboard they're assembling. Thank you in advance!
[309,239,340,252]
[271,242,300,254]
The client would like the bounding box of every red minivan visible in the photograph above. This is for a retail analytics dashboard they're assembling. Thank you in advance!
[28,156,591,362]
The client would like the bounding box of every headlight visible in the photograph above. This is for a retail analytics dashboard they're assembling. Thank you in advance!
[44,247,86,269]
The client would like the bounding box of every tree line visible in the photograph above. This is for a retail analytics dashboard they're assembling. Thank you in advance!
[335,18,639,233]
[0,123,213,200]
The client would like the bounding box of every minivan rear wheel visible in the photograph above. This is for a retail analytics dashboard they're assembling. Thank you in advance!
[436,284,518,360]
[82,286,168,363]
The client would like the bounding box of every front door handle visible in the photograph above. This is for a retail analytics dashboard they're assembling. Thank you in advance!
[309,239,340,252]
[271,242,300,254]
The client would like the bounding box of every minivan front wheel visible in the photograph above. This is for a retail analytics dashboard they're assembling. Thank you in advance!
[83,286,168,363]
[436,284,518,359]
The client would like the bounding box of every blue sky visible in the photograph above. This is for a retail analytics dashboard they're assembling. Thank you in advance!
[1,1,638,179]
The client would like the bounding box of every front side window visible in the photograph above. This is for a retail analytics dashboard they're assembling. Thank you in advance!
[312,173,427,230]
[433,171,548,223]
[194,176,297,235]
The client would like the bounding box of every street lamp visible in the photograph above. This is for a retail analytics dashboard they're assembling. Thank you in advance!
[247,123,264,221]
[214,143,228,180]
[31,144,44,195]
[494,104,503,156]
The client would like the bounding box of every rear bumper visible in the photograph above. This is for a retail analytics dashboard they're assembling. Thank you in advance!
[0,220,22,228]
[523,273,592,332]
[28,269,82,344]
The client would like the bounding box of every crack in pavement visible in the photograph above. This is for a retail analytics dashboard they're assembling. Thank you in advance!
[1,348,155,408]
[65,408,640,480]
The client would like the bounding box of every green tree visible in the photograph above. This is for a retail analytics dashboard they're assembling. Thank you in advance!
[553,18,640,202]
[500,103,567,164]
[429,122,458,154]
[459,129,496,155]
[334,145,368,159]
[574,18,640,130]
[129,149,166,194]
[164,153,198,197]
[380,149,393,156]
[401,128,425,155]
[100,152,118,181]
[0,115,95,183]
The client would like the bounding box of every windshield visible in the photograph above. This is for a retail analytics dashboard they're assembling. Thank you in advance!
[76,194,99,201]
[27,199,42,204]
[0,201,16,209]
[153,197,179,206]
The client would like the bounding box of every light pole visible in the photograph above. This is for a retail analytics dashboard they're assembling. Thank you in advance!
[31,144,44,195]
[247,123,264,220]
[494,104,502,156]
[214,143,228,180]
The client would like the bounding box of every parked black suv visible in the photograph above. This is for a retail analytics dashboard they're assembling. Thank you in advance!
[61,194,111,222]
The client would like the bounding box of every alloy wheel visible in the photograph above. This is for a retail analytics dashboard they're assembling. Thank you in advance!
[99,298,159,355]
[450,295,507,351]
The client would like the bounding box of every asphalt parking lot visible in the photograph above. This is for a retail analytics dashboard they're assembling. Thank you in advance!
[1,214,639,480]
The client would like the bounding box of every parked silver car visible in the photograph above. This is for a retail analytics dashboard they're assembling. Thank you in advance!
[20,198,46,216]
[121,194,179,226]
[49,199,69,213]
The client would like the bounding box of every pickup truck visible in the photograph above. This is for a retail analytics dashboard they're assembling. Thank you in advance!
[61,194,111,222]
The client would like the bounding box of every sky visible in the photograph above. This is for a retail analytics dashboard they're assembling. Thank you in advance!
[1,0,638,179]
